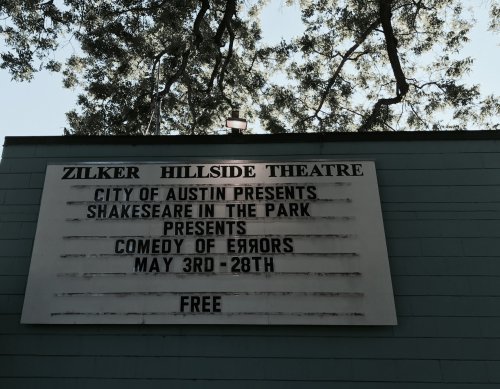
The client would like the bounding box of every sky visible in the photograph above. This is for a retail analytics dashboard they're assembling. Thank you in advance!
[0,1,498,148]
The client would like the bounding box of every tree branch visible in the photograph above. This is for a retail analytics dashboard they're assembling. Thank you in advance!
[193,0,210,47]
[218,19,234,92]
[157,48,190,98]
[187,81,197,135]
[380,0,409,96]
[153,1,213,112]
[305,18,380,124]
[213,0,236,46]
[358,0,410,132]
[207,52,222,92]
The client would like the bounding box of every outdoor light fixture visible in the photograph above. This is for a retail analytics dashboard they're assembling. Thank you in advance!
[226,108,247,135]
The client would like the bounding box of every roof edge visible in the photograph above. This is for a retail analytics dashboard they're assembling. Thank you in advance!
[4,130,500,146]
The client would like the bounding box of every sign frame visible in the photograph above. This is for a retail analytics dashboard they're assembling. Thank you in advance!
[22,159,397,325]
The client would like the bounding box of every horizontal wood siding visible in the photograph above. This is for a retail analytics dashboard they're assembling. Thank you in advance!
[1,134,500,387]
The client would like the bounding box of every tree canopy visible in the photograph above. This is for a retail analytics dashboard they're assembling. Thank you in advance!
[1,0,499,135]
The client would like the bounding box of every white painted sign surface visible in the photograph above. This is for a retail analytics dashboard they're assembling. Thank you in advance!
[21,161,397,325]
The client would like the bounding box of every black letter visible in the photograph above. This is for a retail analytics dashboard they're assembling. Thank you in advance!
[134,257,148,272]
[61,167,75,179]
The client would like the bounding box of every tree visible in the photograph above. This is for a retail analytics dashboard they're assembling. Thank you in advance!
[1,0,498,134]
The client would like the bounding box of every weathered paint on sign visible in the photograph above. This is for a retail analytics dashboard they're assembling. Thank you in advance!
[21,161,397,325]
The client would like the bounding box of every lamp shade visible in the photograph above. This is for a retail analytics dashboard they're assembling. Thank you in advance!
[226,117,247,130]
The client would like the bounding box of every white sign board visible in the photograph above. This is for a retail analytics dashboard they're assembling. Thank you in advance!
[22,161,396,325]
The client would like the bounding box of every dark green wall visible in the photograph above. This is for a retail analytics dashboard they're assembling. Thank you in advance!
[1,133,500,388]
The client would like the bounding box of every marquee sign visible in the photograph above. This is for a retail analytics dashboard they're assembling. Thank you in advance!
[21,160,396,325]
